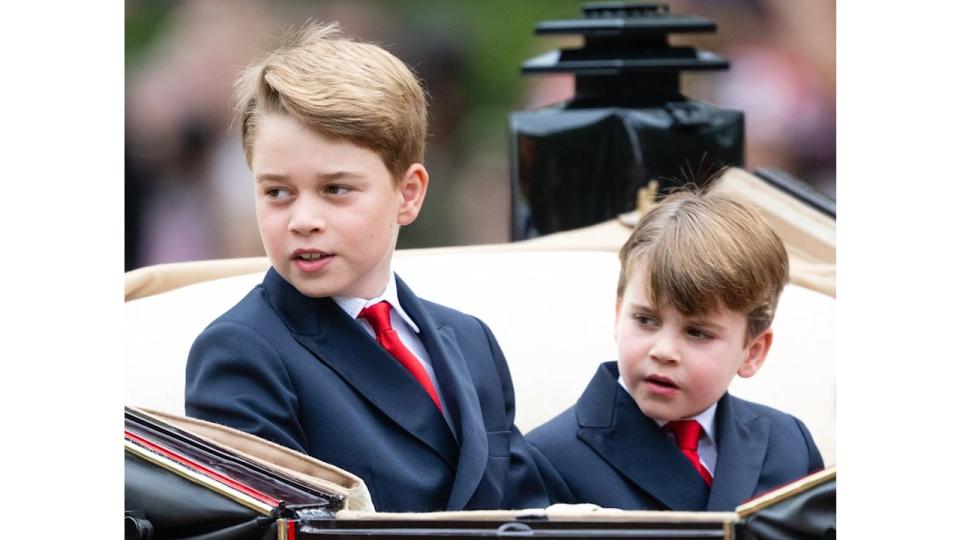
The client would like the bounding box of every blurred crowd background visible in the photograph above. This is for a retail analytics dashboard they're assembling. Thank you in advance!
[125,0,835,271]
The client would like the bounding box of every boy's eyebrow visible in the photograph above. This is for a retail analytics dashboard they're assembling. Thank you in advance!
[315,170,365,181]
[255,171,365,183]
[255,173,288,183]
[687,317,725,331]
[627,302,656,313]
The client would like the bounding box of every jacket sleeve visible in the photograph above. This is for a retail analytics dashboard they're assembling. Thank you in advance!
[476,318,551,509]
[185,321,309,454]
[528,441,577,504]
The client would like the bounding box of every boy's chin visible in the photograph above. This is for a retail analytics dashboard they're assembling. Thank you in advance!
[278,270,339,298]
[634,398,687,423]
[642,409,679,423]
[640,400,718,423]
[295,285,335,298]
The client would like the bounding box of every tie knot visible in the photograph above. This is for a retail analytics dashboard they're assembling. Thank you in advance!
[358,301,393,335]
[663,420,701,452]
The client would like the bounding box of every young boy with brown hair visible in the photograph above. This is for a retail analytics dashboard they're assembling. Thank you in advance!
[184,22,548,512]
[527,188,823,511]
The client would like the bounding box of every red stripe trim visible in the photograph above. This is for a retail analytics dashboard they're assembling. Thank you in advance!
[125,430,281,507]
[287,519,298,539]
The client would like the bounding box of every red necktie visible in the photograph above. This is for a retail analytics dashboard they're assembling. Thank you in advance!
[358,301,443,412]
[663,420,713,487]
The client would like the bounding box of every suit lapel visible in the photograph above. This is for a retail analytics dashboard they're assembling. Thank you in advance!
[395,277,490,510]
[263,269,458,470]
[576,363,710,511]
[706,393,769,511]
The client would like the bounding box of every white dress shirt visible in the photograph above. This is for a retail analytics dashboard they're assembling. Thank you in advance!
[333,271,452,425]
[619,377,718,475]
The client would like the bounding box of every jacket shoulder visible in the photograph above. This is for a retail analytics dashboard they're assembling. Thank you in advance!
[420,297,482,327]
[203,284,276,329]
[527,406,578,453]
[728,394,803,428]
[726,394,825,473]
[190,284,294,354]
[419,298,499,350]
[726,395,821,453]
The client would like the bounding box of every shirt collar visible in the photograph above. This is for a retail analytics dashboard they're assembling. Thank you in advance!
[332,270,421,333]
[653,402,718,446]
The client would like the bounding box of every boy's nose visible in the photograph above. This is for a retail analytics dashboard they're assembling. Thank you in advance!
[288,202,326,235]
[649,332,681,364]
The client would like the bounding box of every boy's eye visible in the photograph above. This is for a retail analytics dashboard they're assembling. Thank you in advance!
[265,187,291,199]
[323,185,351,195]
[686,327,713,340]
[633,314,659,328]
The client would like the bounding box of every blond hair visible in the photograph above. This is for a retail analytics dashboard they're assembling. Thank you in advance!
[234,21,427,179]
[617,188,789,341]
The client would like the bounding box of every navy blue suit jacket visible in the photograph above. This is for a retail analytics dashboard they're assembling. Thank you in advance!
[185,268,549,512]
[527,362,823,511]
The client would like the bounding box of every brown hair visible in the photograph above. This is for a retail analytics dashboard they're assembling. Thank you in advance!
[233,21,427,179]
[617,188,789,341]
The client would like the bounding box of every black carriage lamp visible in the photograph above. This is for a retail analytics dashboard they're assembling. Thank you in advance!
[509,1,745,239]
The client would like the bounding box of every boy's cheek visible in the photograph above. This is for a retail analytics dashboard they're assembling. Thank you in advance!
[616,353,641,386]
[616,335,646,365]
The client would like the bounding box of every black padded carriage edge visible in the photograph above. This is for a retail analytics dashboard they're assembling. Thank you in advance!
[125,408,833,539]
[125,407,343,539]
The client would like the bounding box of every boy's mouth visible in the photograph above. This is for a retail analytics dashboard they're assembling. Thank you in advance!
[293,249,333,260]
[644,374,679,390]
[292,249,335,272]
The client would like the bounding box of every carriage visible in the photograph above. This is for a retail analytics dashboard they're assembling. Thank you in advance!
[125,167,835,539]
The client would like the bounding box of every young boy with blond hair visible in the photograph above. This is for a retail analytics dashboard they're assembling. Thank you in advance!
[185,22,549,512]
[527,188,823,511]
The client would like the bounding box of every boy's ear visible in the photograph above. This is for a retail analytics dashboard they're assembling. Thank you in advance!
[397,163,429,226]
[737,328,772,378]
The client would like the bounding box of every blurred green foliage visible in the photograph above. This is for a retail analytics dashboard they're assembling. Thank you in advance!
[125,1,174,72]
[125,0,582,108]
